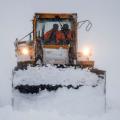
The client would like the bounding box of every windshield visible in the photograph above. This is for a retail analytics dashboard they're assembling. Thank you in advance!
[36,19,72,45]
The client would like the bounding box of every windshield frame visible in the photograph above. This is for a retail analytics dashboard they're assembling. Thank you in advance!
[36,18,73,45]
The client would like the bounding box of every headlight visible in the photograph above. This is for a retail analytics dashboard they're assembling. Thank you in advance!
[81,47,92,57]
[21,47,29,55]
[83,47,90,56]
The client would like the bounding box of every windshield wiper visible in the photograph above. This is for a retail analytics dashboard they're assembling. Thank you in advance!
[55,16,63,29]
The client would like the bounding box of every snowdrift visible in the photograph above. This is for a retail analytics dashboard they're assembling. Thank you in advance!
[10,65,106,116]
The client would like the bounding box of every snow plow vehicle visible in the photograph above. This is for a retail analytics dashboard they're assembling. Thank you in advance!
[12,13,106,94]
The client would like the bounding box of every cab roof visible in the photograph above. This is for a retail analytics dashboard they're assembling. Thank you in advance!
[34,13,77,19]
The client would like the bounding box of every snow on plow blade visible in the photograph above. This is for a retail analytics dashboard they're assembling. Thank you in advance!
[12,65,105,93]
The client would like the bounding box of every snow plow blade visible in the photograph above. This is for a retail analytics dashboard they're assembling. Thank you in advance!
[90,68,106,79]
[12,66,105,94]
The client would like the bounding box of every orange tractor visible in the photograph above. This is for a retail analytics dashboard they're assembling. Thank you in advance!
[15,13,94,69]
[13,13,105,93]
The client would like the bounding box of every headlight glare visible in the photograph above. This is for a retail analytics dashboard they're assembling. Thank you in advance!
[21,47,29,55]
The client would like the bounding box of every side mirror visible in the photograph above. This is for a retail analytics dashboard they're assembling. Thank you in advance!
[29,33,31,41]
[28,32,33,43]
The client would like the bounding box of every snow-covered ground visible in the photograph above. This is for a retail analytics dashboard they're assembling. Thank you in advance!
[0,87,120,120]
[1,65,120,120]
[1,105,120,120]
[0,66,110,120]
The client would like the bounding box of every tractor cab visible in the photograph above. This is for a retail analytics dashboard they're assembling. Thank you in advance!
[33,13,77,65]
[15,13,94,69]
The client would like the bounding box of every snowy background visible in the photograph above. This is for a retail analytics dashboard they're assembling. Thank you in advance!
[0,0,120,119]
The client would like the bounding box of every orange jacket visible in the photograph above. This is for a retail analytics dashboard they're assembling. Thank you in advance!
[44,30,64,42]
[61,30,73,41]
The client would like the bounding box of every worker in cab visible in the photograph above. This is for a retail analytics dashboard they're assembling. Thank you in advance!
[44,24,64,44]
[60,24,73,45]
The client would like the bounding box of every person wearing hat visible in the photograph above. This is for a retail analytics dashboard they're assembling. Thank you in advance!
[60,24,73,45]
[44,24,64,44]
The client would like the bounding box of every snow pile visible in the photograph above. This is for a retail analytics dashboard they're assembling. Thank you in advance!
[1,65,106,119]
[13,65,101,86]
[12,87,104,115]
[10,65,105,118]
[0,87,119,120]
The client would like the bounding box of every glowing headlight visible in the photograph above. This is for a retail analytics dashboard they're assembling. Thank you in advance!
[21,47,29,55]
[82,47,92,57]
